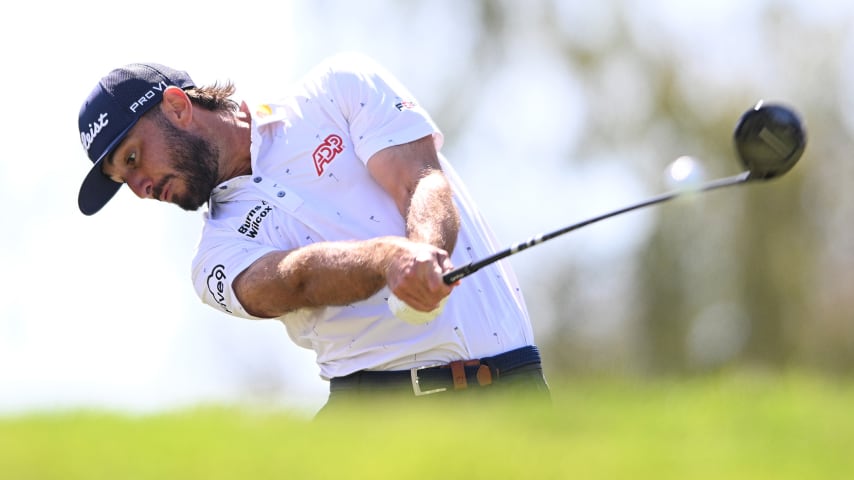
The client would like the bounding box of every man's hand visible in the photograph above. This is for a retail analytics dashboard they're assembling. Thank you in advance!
[385,243,454,313]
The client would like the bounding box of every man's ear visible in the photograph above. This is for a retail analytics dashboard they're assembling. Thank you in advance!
[160,86,192,127]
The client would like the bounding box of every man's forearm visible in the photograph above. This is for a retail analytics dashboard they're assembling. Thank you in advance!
[234,237,407,318]
[405,169,460,254]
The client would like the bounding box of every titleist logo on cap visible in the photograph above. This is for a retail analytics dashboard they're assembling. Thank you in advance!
[81,112,109,152]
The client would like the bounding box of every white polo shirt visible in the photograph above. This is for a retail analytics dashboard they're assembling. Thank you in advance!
[191,52,534,380]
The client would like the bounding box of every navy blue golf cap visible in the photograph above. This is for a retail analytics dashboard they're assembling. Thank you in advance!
[77,63,195,215]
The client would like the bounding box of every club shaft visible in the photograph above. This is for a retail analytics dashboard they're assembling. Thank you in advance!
[443,171,751,284]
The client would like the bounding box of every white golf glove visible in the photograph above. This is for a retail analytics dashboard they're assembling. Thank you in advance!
[387,292,448,325]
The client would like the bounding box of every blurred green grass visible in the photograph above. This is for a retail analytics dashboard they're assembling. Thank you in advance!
[1,372,851,479]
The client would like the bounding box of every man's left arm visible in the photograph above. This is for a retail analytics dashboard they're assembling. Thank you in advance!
[367,134,461,310]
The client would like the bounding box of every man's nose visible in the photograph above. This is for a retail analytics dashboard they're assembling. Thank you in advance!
[126,171,153,199]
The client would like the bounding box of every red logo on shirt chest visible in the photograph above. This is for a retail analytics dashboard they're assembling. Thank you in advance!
[313,134,344,176]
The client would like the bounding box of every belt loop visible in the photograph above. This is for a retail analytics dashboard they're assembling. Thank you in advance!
[449,360,468,390]
[477,364,493,386]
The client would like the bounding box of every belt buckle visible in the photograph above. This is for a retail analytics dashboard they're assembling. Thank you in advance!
[410,365,447,396]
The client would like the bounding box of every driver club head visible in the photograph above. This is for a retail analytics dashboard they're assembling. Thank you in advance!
[734,101,807,181]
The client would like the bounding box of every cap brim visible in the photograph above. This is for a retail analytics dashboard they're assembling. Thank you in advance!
[78,160,122,215]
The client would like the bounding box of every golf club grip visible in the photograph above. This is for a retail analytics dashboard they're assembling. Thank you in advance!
[442,171,751,285]
[443,236,543,284]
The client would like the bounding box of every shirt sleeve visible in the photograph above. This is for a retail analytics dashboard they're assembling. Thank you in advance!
[321,52,444,163]
[191,223,278,320]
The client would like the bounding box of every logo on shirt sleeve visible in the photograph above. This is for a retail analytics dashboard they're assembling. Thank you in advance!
[313,134,344,176]
[207,264,233,314]
[395,99,417,111]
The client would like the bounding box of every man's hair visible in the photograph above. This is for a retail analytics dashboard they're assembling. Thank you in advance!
[185,82,239,112]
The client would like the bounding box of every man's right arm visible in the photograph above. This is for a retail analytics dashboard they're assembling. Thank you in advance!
[231,236,450,318]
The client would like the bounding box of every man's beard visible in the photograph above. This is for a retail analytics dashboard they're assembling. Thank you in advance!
[152,116,220,211]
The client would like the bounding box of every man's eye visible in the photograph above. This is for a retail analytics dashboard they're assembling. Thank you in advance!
[126,152,136,165]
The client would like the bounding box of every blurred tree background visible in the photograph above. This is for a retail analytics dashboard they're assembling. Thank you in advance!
[308,0,852,380]
[484,0,848,378]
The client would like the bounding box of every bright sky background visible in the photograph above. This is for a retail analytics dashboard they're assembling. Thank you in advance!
[2,0,852,417]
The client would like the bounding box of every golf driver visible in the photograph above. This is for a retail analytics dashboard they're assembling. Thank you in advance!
[443,100,807,284]
[388,100,806,324]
